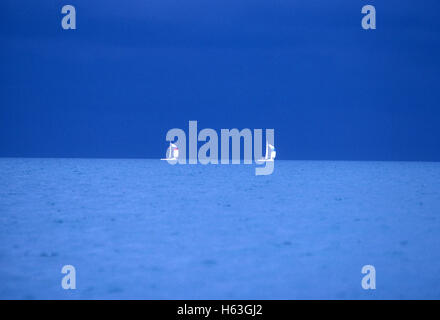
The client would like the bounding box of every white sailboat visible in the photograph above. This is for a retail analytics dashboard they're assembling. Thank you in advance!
[161,142,179,161]
[257,142,276,162]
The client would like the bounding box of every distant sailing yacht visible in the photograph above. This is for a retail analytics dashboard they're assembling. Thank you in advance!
[161,142,179,161]
[258,141,276,162]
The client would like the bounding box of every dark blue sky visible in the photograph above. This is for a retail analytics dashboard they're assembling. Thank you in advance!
[1,0,439,160]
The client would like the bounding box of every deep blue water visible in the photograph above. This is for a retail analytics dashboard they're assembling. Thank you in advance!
[1,158,440,299]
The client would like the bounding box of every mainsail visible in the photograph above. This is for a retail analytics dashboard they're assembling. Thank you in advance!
[258,142,276,162]
[171,143,179,159]
[161,142,179,161]
[267,143,276,161]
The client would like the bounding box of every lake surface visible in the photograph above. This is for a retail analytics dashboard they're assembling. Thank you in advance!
[1,158,439,299]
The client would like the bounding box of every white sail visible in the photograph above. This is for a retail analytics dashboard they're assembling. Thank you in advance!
[172,144,179,159]
[268,144,276,160]
[161,142,178,161]
[257,141,276,162]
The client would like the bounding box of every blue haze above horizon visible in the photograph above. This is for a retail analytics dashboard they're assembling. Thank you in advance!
[1,0,439,161]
